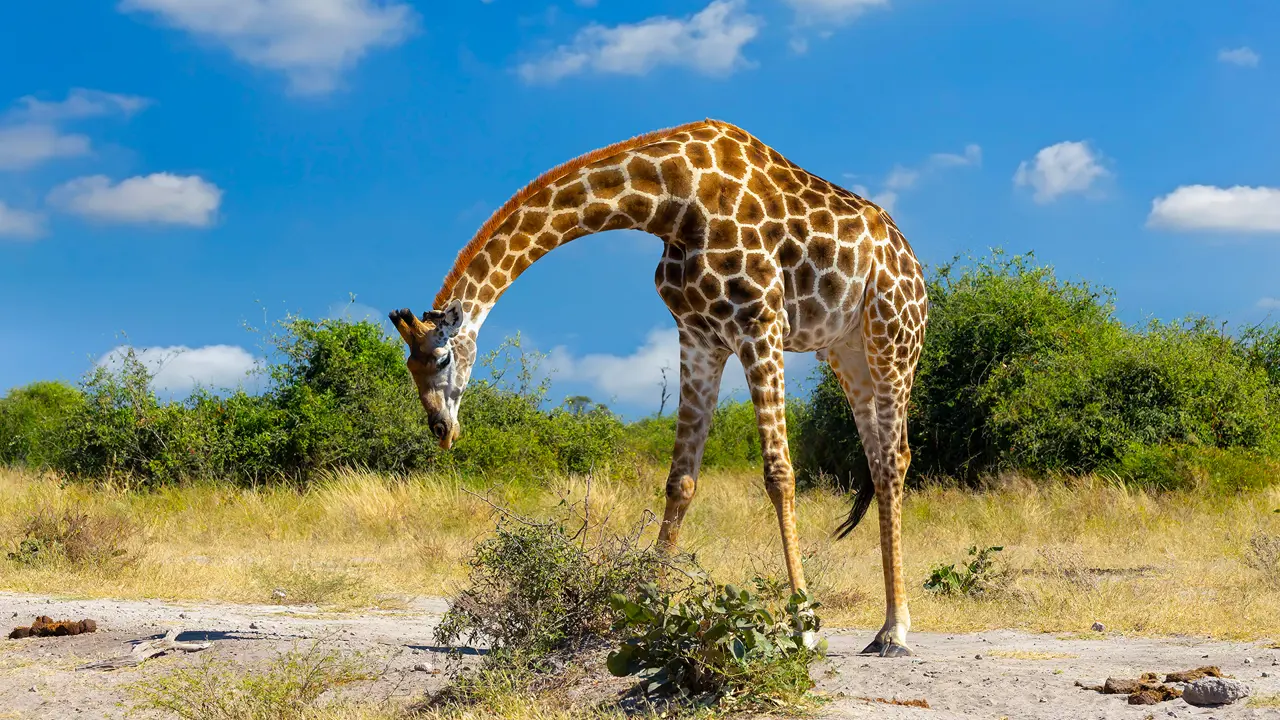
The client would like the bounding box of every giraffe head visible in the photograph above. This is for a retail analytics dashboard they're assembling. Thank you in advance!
[388,300,472,449]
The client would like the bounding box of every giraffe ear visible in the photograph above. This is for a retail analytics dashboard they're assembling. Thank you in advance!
[438,299,464,338]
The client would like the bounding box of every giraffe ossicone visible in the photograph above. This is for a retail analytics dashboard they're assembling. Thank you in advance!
[389,119,928,657]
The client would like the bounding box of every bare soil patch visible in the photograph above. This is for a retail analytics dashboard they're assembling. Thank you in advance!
[4,592,1280,719]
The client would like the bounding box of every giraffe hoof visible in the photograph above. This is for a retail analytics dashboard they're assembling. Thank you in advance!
[861,638,914,657]
[880,642,914,658]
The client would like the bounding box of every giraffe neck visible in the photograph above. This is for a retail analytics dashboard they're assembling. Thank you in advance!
[443,135,704,332]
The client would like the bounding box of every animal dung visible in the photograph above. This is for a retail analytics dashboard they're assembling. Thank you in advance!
[8,615,98,639]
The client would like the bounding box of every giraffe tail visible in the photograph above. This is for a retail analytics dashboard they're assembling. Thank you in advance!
[833,454,875,540]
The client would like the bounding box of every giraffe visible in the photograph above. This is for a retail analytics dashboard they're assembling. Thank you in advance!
[389,119,928,657]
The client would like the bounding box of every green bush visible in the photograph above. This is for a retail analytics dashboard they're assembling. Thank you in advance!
[606,577,823,709]
[10,318,640,486]
[793,249,1280,489]
[992,318,1280,474]
[434,507,663,659]
[0,380,83,469]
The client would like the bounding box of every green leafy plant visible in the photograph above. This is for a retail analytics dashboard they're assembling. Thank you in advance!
[924,545,1005,597]
[605,577,824,709]
[434,496,663,661]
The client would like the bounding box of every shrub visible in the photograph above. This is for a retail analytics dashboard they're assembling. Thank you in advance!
[7,508,134,567]
[923,545,1006,597]
[793,249,1280,489]
[626,399,769,471]
[992,318,1280,474]
[434,500,664,660]
[606,577,823,709]
[0,381,83,469]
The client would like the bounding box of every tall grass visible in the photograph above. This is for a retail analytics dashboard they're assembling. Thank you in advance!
[4,466,1278,640]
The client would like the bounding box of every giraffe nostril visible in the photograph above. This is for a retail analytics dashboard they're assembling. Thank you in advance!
[431,422,448,440]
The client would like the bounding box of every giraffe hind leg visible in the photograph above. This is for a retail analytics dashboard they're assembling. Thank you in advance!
[826,335,917,658]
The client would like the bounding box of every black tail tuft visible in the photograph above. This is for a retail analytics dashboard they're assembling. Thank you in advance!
[834,457,875,540]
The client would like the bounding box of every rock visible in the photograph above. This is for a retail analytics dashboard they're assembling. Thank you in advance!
[249,622,260,630]
[1182,678,1250,706]
[413,662,439,674]
[272,588,287,600]
[974,654,983,660]
[1092,622,1105,632]
[1262,672,1270,678]
[178,613,187,619]
[1244,657,1253,664]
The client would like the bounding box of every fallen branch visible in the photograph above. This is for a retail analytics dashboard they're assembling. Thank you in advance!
[76,628,212,671]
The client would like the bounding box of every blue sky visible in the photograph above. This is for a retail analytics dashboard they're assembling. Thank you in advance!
[1,0,1278,418]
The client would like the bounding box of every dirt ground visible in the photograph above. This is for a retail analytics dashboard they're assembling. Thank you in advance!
[2,591,1279,719]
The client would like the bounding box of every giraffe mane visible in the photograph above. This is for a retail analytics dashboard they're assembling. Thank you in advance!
[433,118,720,309]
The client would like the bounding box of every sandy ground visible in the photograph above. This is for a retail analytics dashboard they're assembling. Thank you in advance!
[2,592,1279,719]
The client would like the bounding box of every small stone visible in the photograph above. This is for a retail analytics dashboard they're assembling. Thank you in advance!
[29,687,36,693]
[413,662,433,672]
[1244,657,1253,664]
[272,588,287,600]
[1182,677,1250,707]
[974,654,983,660]
[1262,672,1270,678]
[1039,697,1047,703]
[178,613,187,619]
[1091,622,1105,632]
[249,622,260,630]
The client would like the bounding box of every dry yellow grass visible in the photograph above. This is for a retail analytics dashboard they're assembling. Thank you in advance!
[3,466,1279,640]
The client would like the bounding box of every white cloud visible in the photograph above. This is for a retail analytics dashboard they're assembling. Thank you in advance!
[929,144,982,168]
[97,345,260,393]
[1014,141,1109,203]
[48,173,223,227]
[849,183,898,213]
[1258,297,1280,310]
[884,165,919,191]
[0,124,90,171]
[12,89,150,123]
[0,202,45,240]
[1147,185,1280,234]
[546,327,818,411]
[1218,46,1260,67]
[119,0,418,94]
[844,143,981,213]
[786,0,888,22]
[518,0,761,83]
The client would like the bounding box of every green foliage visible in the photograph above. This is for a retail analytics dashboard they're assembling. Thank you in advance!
[4,317,641,486]
[992,318,1279,474]
[0,381,82,468]
[606,577,823,708]
[923,545,1005,597]
[794,249,1280,490]
[434,505,663,659]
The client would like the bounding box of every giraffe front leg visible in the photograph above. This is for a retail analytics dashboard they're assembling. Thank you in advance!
[739,332,806,594]
[656,336,728,553]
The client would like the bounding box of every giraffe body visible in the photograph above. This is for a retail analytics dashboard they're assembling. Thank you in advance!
[390,119,927,657]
